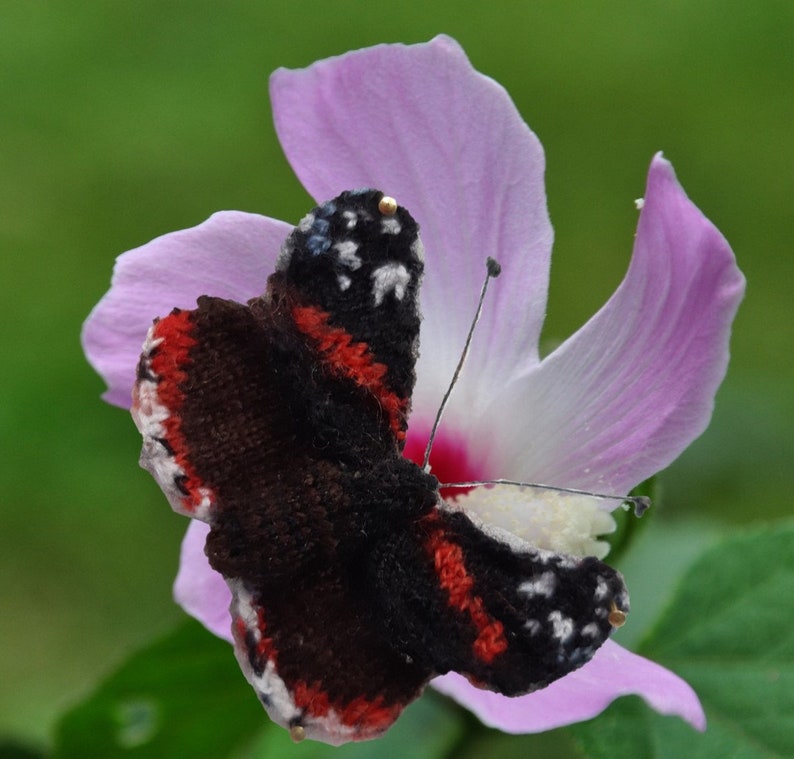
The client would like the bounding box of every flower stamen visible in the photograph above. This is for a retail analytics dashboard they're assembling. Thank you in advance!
[442,479,651,517]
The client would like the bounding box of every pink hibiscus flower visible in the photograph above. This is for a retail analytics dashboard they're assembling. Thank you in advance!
[82,35,744,736]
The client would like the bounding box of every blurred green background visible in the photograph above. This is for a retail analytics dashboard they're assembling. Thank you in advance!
[2,1,792,755]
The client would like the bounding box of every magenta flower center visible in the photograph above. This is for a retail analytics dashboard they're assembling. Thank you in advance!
[403,426,484,499]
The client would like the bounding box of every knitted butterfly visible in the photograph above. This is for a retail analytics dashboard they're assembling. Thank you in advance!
[132,189,629,745]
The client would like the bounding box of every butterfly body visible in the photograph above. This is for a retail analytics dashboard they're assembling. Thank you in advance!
[132,190,629,744]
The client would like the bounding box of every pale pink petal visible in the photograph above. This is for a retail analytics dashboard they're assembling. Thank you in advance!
[483,154,745,493]
[82,212,291,407]
[174,521,233,643]
[432,639,706,732]
[271,35,553,423]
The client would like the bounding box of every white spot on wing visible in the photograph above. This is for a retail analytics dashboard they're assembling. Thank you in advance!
[381,217,401,235]
[524,619,542,635]
[342,210,357,230]
[334,240,361,269]
[231,581,259,628]
[298,212,315,232]
[337,274,351,291]
[582,623,600,638]
[519,571,557,598]
[371,262,410,306]
[594,577,609,601]
[142,330,163,352]
[275,240,293,271]
[410,238,425,262]
[547,611,575,643]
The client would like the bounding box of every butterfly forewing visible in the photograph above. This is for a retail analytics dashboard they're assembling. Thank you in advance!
[272,189,424,439]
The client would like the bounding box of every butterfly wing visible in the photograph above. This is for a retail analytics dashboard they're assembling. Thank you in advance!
[367,504,629,696]
[131,191,435,744]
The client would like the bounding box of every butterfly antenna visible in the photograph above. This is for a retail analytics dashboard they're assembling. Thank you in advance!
[422,257,502,471]
[440,479,651,517]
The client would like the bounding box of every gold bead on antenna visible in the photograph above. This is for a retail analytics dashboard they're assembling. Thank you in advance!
[608,602,627,628]
[289,725,306,743]
[378,195,398,216]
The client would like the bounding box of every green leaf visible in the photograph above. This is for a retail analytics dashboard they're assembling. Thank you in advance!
[571,520,794,758]
[453,725,583,759]
[53,619,264,758]
[0,741,47,759]
[53,620,468,759]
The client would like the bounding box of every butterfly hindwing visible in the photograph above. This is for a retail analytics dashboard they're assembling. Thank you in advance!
[228,567,432,744]
[367,505,629,696]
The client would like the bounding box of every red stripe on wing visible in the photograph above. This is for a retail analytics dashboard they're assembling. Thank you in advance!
[145,310,208,514]
[291,304,408,441]
[291,681,400,731]
[336,695,402,730]
[422,514,509,664]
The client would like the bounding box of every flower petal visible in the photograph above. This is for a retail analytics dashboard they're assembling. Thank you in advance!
[484,154,745,494]
[271,35,553,422]
[174,520,233,643]
[432,639,706,732]
[82,212,291,407]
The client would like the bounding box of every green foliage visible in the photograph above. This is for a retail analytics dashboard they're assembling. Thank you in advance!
[53,621,264,758]
[51,620,466,759]
[572,521,794,758]
[0,742,46,759]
